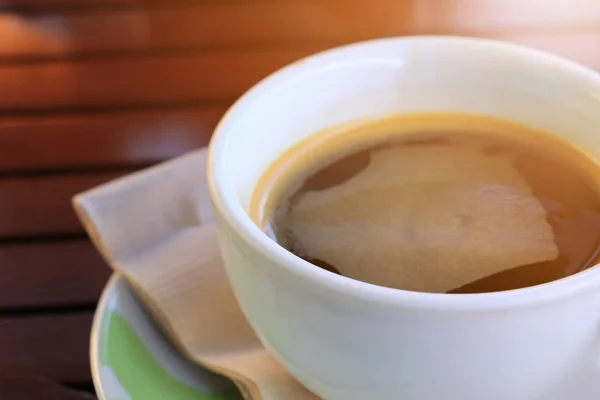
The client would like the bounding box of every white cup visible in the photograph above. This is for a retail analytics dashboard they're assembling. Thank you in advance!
[208,36,600,400]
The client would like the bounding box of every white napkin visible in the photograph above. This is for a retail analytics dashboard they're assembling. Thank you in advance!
[73,150,319,400]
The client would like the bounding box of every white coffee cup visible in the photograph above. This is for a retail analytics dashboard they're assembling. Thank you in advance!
[207,36,600,400]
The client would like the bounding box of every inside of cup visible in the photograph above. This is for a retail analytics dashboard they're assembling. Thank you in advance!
[211,37,600,216]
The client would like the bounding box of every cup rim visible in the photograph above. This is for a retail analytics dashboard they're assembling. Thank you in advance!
[208,35,600,310]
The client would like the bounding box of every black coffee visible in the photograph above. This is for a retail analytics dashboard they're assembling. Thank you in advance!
[251,114,600,293]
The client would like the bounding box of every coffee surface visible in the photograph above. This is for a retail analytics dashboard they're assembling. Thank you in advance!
[251,114,600,293]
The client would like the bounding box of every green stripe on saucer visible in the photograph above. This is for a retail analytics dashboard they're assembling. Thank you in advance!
[102,311,239,400]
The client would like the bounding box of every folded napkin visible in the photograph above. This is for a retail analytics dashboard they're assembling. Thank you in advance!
[73,150,319,400]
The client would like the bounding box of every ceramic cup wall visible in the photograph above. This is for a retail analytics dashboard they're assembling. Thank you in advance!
[208,37,600,400]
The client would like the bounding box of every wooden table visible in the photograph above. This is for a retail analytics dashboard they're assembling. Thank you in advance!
[0,0,597,397]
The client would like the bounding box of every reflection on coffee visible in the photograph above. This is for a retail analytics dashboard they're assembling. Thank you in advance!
[250,114,600,293]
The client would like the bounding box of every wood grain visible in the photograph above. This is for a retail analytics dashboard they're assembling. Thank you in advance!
[0,1,598,59]
[0,106,224,172]
[0,31,598,112]
[0,313,93,382]
[1,0,193,9]
[1,0,148,10]
[0,376,96,399]
[0,241,109,308]
[0,2,413,57]
[0,49,318,111]
[0,171,128,237]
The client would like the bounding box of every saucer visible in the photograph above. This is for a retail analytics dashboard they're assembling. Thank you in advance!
[91,275,600,400]
[90,274,242,400]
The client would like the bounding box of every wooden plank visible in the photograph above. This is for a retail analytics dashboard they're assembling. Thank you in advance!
[0,49,318,111]
[2,0,137,7]
[0,376,96,399]
[0,171,128,237]
[0,2,412,58]
[1,0,182,10]
[0,241,110,308]
[0,1,598,58]
[0,30,598,112]
[0,313,93,382]
[0,106,224,172]
[1,0,207,9]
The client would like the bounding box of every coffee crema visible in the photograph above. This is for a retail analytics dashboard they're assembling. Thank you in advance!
[250,114,600,293]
